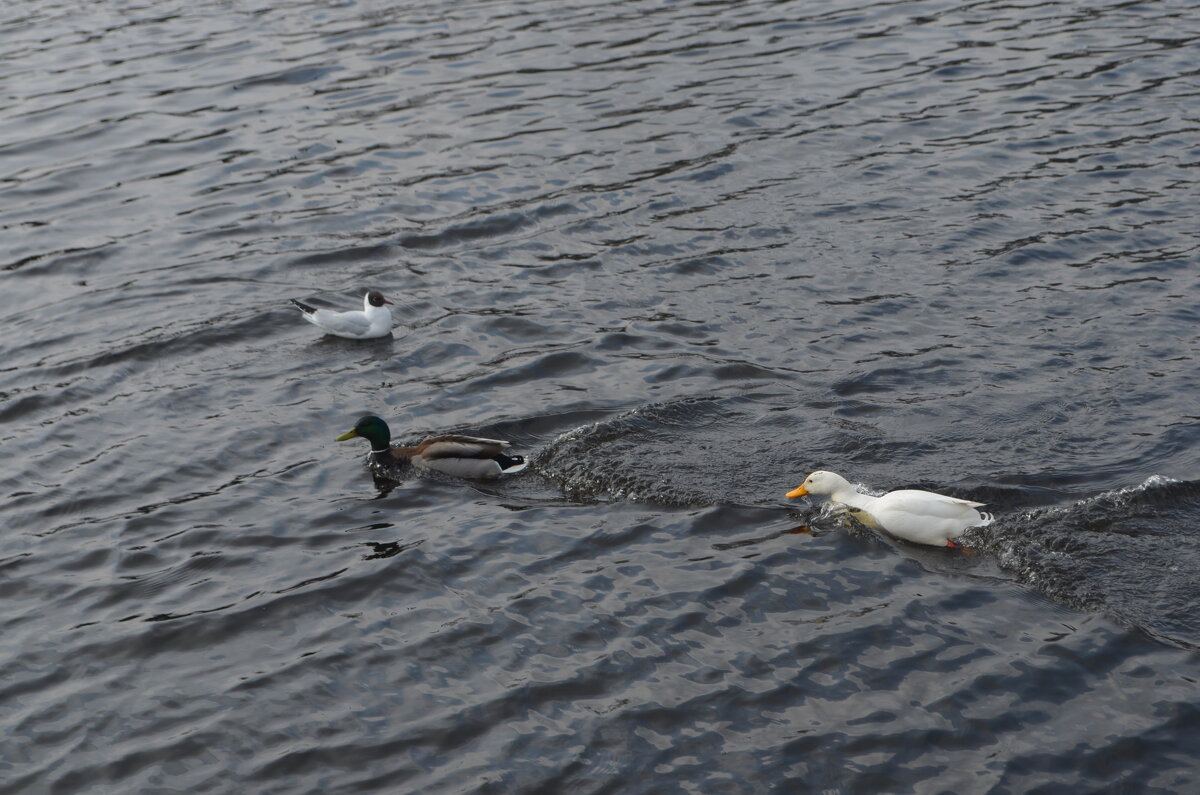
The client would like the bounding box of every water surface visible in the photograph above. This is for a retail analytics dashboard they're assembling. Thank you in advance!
[2,0,1199,791]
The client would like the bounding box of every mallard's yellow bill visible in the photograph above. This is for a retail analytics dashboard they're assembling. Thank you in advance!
[786,485,808,499]
[335,430,360,441]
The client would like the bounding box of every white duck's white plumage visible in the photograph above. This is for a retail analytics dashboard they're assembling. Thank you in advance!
[787,470,991,547]
[292,290,393,339]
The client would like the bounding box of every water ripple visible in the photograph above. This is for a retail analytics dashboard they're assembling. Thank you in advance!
[2,0,1199,791]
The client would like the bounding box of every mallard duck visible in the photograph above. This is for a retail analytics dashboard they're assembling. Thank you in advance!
[292,290,393,339]
[786,470,991,548]
[336,415,526,479]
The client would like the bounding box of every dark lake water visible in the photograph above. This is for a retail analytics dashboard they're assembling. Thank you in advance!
[3,0,1199,791]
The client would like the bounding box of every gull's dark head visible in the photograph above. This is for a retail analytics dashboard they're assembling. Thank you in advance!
[366,290,393,308]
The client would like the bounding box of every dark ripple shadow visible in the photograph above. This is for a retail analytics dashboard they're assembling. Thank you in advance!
[969,476,1200,649]
[531,394,801,507]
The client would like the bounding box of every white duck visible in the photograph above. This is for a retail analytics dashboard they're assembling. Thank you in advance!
[291,290,393,339]
[786,470,991,548]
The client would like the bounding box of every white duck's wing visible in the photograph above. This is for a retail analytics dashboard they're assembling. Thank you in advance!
[882,490,986,515]
[307,308,373,339]
[871,489,988,545]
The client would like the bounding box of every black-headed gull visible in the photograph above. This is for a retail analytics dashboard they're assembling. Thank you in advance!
[291,290,394,339]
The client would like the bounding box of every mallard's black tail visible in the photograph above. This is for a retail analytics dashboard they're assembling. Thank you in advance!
[494,453,525,471]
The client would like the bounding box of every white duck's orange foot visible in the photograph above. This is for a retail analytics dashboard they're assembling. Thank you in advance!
[946,539,974,556]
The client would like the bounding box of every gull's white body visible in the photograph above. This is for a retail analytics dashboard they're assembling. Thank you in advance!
[788,470,991,547]
[294,292,393,339]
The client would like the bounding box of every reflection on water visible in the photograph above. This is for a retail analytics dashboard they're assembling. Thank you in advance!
[1,0,1198,791]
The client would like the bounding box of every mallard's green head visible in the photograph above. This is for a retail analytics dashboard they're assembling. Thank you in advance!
[336,415,392,452]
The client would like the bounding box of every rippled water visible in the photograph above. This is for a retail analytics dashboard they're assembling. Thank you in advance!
[3,0,1199,791]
